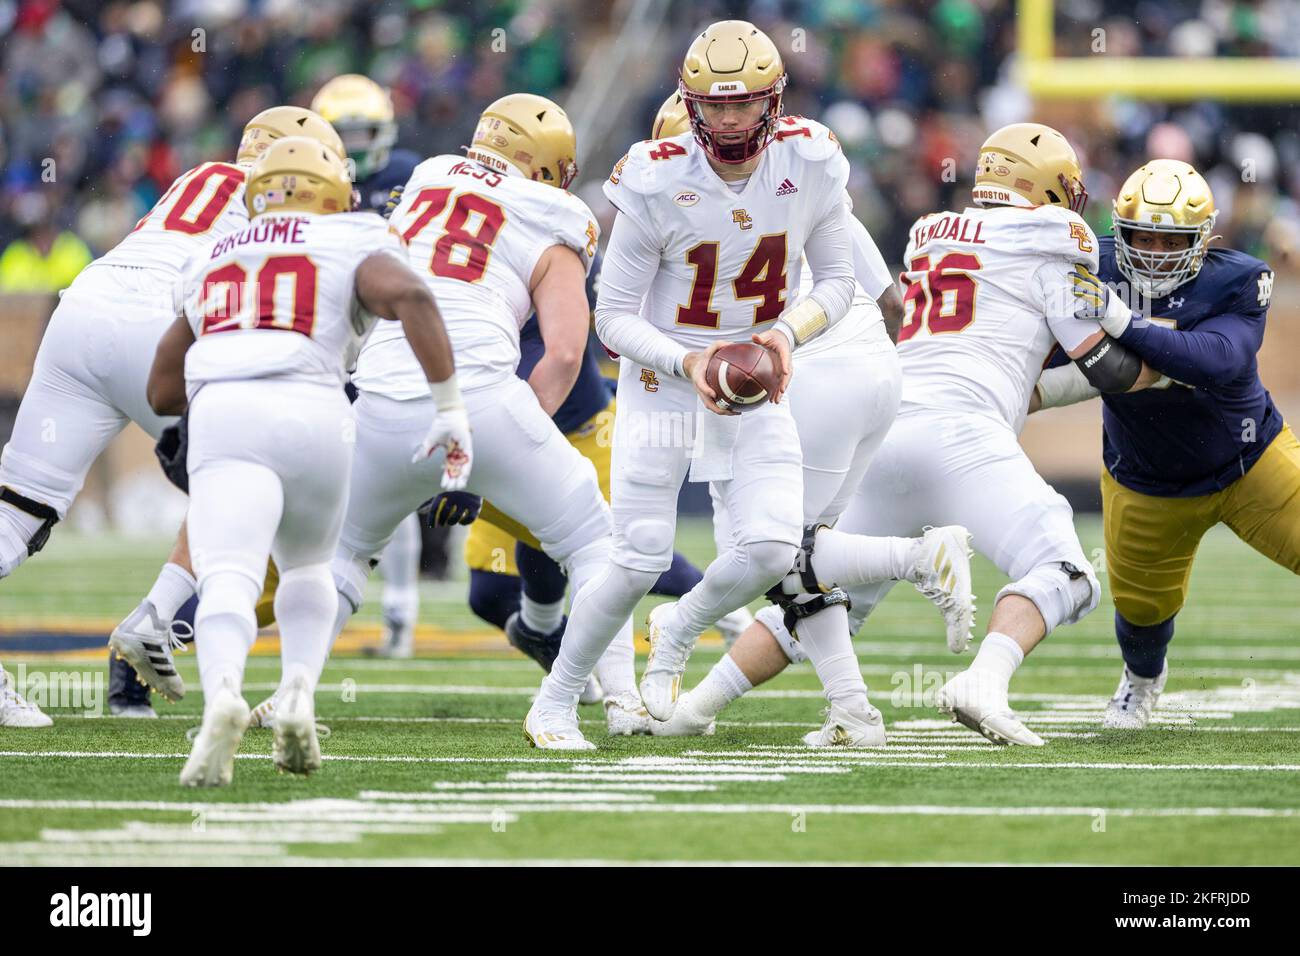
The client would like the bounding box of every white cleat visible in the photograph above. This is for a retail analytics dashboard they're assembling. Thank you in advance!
[248,694,277,729]
[273,675,321,775]
[0,668,52,727]
[937,668,1044,746]
[649,689,716,737]
[604,692,652,736]
[1103,663,1168,730]
[371,611,414,659]
[803,702,887,747]
[109,703,158,719]
[578,675,604,706]
[639,601,692,721]
[910,526,976,653]
[108,600,188,702]
[714,606,754,649]
[180,683,250,787]
[523,702,595,750]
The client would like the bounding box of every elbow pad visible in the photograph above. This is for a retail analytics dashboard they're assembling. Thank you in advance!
[1074,335,1142,394]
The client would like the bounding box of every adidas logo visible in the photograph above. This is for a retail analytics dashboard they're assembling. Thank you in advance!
[775,177,798,196]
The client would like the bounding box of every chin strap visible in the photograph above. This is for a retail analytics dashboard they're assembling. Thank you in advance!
[0,486,59,556]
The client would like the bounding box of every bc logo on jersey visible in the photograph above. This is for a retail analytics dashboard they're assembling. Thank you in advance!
[732,209,753,231]
[640,369,660,392]
[1069,221,1093,254]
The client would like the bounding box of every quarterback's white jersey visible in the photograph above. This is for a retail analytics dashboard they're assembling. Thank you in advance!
[795,205,893,358]
[98,161,249,276]
[599,118,852,352]
[353,154,599,398]
[896,204,1102,432]
[178,211,402,393]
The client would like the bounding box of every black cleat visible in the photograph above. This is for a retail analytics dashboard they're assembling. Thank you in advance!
[504,612,567,673]
[107,649,156,718]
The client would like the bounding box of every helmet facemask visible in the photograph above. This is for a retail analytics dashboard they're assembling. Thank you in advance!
[679,77,785,165]
[1113,212,1216,299]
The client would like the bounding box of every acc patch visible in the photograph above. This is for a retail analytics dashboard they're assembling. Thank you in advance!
[674,191,699,206]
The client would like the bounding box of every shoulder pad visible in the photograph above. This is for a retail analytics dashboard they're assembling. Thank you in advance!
[546,189,601,269]
[605,139,671,196]
[774,117,842,163]
[1024,206,1099,269]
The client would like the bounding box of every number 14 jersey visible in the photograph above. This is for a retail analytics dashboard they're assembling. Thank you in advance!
[897,204,1103,433]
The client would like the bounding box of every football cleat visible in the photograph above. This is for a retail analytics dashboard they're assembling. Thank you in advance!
[0,667,52,728]
[714,606,754,649]
[639,602,692,722]
[523,702,595,750]
[371,610,414,659]
[180,682,250,788]
[108,600,188,702]
[248,694,277,729]
[504,611,565,673]
[937,668,1044,746]
[1102,663,1168,730]
[107,649,156,718]
[603,692,652,736]
[648,689,716,737]
[802,702,887,748]
[909,526,976,654]
[273,675,321,775]
[578,675,604,706]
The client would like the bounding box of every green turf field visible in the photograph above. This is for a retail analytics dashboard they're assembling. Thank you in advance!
[1,516,1298,865]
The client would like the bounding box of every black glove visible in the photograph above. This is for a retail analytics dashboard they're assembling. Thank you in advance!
[421,491,482,527]
[154,411,190,493]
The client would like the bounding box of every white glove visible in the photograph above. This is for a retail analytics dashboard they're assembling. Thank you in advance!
[1035,362,1100,410]
[412,376,473,491]
[1070,265,1134,338]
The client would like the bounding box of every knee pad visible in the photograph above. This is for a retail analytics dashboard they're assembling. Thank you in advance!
[331,549,376,614]
[755,603,809,664]
[998,561,1100,634]
[274,562,337,617]
[617,516,676,573]
[745,539,800,586]
[0,486,60,574]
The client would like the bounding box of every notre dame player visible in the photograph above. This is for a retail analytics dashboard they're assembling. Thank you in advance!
[1035,158,1298,728]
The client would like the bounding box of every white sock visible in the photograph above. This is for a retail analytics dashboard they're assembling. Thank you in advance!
[692,654,752,719]
[147,562,197,621]
[274,564,337,692]
[970,631,1024,685]
[795,599,869,711]
[786,529,914,592]
[193,572,259,703]
[592,624,637,697]
[379,514,421,623]
[521,593,564,635]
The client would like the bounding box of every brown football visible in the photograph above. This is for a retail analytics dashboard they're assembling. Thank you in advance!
[704,342,779,412]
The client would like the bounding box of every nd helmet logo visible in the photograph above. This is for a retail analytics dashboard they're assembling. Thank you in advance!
[732,209,753,231]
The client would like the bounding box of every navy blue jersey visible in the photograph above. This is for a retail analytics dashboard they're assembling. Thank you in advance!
[356,148,423,214]
[1096,236,1279,497]
[516,250,611,434]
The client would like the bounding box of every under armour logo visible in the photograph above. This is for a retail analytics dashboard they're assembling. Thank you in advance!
[1168,296,1185,309]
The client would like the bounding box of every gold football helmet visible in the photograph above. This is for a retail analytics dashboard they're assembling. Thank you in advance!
[244,137,352,217]
[972,122,1087,213]
[467,93,578,189]
[652,90,691,139]
[311,74,398,181]
[237,106,346,166]
[679,20,786,164]
[1113,159,1218,298]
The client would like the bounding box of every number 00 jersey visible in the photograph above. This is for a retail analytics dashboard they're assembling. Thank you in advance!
[353,155,600,398]
[897,204,1103,433]
[177,212,403,394]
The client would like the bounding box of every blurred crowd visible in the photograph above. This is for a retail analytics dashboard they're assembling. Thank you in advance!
[2,0,1299,295]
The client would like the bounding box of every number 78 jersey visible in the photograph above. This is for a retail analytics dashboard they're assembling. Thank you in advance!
[897,204,1102,432]
[601,118,850,349]
[353,154,600,398]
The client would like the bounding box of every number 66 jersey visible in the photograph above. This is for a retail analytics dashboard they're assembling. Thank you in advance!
[897,204,1102,434]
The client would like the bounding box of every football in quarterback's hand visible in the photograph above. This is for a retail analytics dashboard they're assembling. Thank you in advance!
[705,341,779,412]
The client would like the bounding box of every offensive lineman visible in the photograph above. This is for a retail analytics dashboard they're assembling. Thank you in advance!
[148,137,469,787]
[0,107,344,727]
[323,94,651,732]
[526,20,861,749]
[816,124,1161,745]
